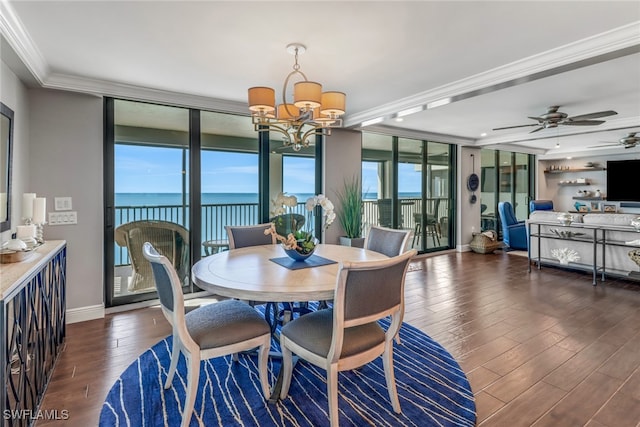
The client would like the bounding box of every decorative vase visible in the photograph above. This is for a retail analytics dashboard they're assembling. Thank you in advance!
[339,236,365,248]
[629,249,640,268]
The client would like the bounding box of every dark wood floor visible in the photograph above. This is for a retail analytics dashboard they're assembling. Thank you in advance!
[37,251,640,426]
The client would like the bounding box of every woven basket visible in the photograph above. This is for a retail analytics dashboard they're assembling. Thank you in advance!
[469,232,500,254]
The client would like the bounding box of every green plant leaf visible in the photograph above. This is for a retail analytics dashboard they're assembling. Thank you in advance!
[335,176,362,238]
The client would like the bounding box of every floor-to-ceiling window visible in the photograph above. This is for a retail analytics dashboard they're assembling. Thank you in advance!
[362,132,455,253]
[200,111,259,256]
[108,100,191,306]
[479,148,535,239]
[105,99,323,307]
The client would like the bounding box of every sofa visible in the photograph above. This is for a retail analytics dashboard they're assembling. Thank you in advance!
[527,211,640,281]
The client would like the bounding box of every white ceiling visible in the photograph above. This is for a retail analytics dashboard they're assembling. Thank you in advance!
[2,1,640,158]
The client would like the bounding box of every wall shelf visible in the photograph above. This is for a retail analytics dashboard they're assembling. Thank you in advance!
[544,167,605,174]
[572,196,605,201]
[559,182,591,186]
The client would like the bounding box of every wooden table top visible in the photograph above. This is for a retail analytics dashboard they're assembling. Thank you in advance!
[191,243,388,302]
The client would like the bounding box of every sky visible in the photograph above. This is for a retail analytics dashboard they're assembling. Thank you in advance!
[115,145,422,195]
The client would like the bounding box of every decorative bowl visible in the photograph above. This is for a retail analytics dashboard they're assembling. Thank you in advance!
[283,245,315,261]
[557,213,573,226]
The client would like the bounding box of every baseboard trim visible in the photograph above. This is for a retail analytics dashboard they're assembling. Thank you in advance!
[66,304,105,324]
[104,291,214,315]
[458,244,471,252]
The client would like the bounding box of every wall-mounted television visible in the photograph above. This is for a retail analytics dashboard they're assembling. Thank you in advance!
[606,159,640,202]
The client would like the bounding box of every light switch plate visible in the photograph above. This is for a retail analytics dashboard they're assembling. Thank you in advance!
[54,197,72,211]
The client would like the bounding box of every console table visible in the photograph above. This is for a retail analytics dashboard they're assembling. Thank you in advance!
[528,221,640,285]
[0,240,66,426]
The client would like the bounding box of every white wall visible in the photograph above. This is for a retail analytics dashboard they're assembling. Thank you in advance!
[0,60,30,243]
[538,155,640,214]
[29,89,104,313]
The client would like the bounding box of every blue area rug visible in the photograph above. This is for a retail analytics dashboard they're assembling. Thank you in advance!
[99,313,475,426]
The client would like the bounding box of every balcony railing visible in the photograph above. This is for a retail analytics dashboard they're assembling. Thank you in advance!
[114,197,445,265]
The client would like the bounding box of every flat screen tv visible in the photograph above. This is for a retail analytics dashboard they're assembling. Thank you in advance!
[606,159,640,202]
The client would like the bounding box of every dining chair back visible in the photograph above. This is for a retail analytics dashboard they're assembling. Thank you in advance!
[376,198,393,228]
[411,198,442,247]
[279,249,417,427]
[142,242,272,427]
[364,225,411,257]
[226,223,276,249]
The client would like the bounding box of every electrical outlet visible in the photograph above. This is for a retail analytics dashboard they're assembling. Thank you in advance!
[48,211,78,225]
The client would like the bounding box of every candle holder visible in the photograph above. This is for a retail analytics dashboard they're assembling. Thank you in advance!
[34,222,46,244]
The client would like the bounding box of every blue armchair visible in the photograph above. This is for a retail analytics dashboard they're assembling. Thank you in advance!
[498,201,527,250]
[529,200,554,213]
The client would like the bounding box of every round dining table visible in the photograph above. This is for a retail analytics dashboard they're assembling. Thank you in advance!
[191,243,389,402]
[191,243,389,302]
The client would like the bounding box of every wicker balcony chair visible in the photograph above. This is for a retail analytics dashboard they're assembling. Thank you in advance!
[115,220,189,293]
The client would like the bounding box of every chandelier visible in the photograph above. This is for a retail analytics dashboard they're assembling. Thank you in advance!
[248,43,346,151]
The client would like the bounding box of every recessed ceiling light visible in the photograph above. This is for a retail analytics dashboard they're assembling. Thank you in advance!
[395,117,404,122]
[566,157,572,160]
[426,98,451,109]
[361,117,385,127]
[397,106,425,117]
[480,132,487,137]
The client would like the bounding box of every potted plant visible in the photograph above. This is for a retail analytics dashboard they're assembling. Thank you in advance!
[336,177,364,248]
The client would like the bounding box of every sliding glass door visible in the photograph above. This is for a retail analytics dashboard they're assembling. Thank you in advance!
[108,99,191,306]
[362,132,455,254]
[480,148,535,239]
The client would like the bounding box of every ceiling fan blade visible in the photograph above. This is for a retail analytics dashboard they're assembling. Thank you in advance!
[563,120,605,126]
[568,110,617,121]
[492,123,539,131]
[529,126,544,133]
[527,116,544,122]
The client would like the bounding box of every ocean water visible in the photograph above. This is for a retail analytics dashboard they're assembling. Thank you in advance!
[113,192,422,264]
[115,192,421,206]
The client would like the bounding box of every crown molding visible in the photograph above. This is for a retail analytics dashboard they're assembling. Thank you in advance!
[344,21,640,128]
[359,124,474,145]
[43,72,249,113]
[0,0,48,84]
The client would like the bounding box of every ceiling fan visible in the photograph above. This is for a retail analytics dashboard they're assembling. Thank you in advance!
[589,132,639,149]
[493,105,618,134]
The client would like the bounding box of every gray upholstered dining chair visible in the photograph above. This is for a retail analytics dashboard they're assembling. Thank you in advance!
[142,242,272,427]
[226,223,276,249]
[279,249,417,427]
[225,223,277,309]
[364,225,411,257]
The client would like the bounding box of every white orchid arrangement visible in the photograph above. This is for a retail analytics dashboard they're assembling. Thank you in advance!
[269,192,299,217]
[266,192,335,253]
[305,194,336,230]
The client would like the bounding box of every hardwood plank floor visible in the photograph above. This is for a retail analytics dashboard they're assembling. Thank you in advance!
[36,251,640,426]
